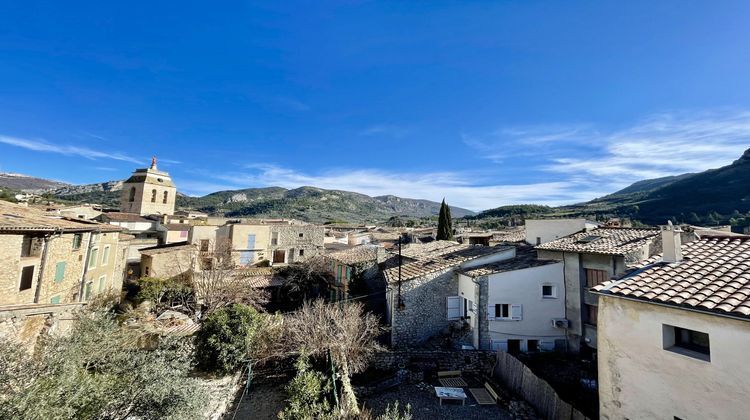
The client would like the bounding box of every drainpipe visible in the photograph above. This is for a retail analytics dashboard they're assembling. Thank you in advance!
[472,276,482,350]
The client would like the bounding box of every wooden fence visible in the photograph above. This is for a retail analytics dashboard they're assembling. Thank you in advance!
[493,351,589,420]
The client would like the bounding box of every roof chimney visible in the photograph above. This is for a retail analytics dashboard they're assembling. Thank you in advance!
[661,221,683,263]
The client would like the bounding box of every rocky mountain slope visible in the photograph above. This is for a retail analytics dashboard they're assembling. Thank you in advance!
[0,176,475,223]
[0,172,68,192]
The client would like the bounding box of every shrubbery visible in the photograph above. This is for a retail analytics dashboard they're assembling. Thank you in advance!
[0,313,207,420]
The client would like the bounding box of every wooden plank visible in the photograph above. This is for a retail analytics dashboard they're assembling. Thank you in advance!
[469,388,495,405]
[484,382,499,402]
[437,370,462,378]
[439,377,468,387]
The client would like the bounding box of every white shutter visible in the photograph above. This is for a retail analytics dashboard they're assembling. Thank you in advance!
[487,304,495,321]
[511,304,523,320]
[446,296,461,320]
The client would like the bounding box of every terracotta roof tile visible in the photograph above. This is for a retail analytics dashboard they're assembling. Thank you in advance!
[594,237,750,320]
[536,227,659,256]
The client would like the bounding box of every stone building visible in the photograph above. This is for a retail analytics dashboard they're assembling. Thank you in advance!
[0,200,130,345]
[119,157,176,216]
[383,241,517,347]
[593,231,750,420]
[139,243,195,279]
[535,227,661,353]
[323,244,385,301]
[216,221,325,267]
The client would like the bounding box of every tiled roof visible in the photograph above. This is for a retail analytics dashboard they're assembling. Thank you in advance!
[163,223,190,231]
[326,244,380,265]
[594,237,750,319]
[398,240,464,259]
[0,200,121,232]
[536,227,659,256]
[101,212,153,223]
[460,245,559,277]
[139,242,193,256]
[234,267,284,288]
[492,228,526,243]
[383,245,512,283]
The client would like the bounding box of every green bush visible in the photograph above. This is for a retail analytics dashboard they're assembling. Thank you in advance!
[0,313,207,420]
[278,357,334,420]
[194,303,265,373]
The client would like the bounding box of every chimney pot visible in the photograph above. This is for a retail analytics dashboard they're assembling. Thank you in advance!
[661,222,683,263]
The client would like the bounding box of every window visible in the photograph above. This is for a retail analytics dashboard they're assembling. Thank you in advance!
[299,249,304,257]
[54,262,66,282]
[200,239,210,252]
[72,233,83,250]
[151,189,157,203]
[299,233,304,238]
[101,246,110,266]
[495,304,509,318]
[19,266,34,291]
[50,295,61,305]
[84,282,93,301]
[585,269,609,288]
[447,296,461,320]
[98,275,106,292]
[88,248,98,269]
[536,237,541,245]
[163,191,169,204]
[489,304,523,321]
[180,230,188,238]
[663,324,710,361]
[128,187,136,202]
[144,266,150,276]
[542,284,557,298]
[271,232,279,246]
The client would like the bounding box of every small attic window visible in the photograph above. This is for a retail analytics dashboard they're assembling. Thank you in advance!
[157,178,164,183]
[577,235,601,244]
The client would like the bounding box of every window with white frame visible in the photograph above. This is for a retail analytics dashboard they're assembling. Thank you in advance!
[101,246,110,266]
[542,284,557,299]
[488,303,522,321]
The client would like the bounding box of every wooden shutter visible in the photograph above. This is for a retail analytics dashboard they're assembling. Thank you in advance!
[54,262,66,282]
[511,304,523,320]
[446,296,461,320]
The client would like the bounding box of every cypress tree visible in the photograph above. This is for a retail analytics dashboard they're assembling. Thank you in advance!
[437,199,453,240]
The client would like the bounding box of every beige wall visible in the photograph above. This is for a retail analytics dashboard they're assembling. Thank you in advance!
[141,248,195,279]
[82,232,126,301]
[0,230,129,307]
[598,296,750,420]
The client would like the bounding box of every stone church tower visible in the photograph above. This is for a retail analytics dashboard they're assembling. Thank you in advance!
[119,157,176,216]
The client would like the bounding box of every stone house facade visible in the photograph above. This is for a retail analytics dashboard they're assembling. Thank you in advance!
[383,242,516,348]
[323,244,385,302]
[217,221,325,267]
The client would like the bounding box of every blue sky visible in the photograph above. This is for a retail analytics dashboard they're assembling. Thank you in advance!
[1,1,750,211]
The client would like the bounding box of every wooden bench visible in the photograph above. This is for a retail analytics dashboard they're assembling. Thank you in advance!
[468,382,499,405]
[437,370,468,387]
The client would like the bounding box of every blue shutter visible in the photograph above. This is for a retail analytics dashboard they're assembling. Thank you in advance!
[50,295,61,304]
[54,262,66,282]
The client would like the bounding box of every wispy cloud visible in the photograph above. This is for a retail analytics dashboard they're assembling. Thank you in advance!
[93,166,118,171]
[357,124,410,137]
[188,164,605,210]
[0,134,141,164]
[466,110,750,192]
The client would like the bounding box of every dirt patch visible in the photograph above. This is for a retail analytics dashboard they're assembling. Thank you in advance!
[364,383,514,420]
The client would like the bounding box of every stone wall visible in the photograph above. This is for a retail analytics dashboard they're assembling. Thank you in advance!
[270,224,325,263]
[0,303,80,349]
[391,269,459,347]
[371,349,496,374]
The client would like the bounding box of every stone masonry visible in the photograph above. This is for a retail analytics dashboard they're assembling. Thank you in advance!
[391,268,458,347]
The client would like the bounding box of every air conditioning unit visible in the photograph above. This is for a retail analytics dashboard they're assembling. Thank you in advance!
[551,318,570,329]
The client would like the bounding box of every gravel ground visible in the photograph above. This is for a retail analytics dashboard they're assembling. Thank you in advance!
[227,383,286,420]
[364,384,513,420]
